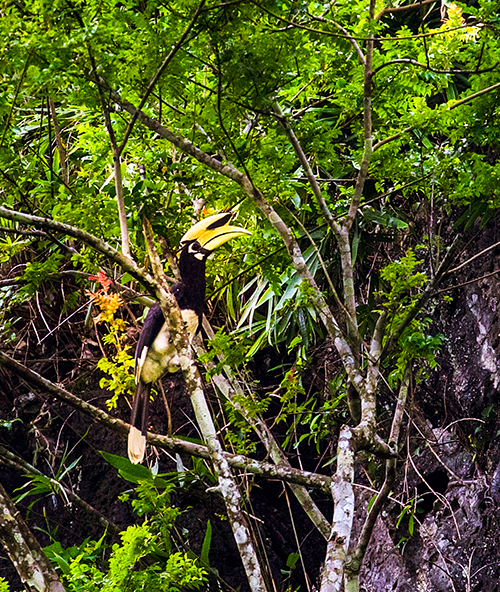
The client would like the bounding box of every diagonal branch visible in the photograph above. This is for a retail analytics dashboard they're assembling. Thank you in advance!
[0,206,153,290]
[251,0,475,42]
[48,97,69,186]
[333,22,366,65]
[143,218,267,592]
[118,0,207,154]
[194,327,332,540]
[272,102,361,349]
[88,48,131,258]
[0,52,31,149]
[445,238,500,275]
[0,350,332,493]
[272,102,341,237]
[99,82,366,391]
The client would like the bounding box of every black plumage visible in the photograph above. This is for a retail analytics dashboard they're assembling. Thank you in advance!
[128,213,250,463]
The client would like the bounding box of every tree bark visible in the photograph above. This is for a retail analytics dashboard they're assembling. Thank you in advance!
[320,426,356,592]
[142,217,267,592]
[0,481,66,592]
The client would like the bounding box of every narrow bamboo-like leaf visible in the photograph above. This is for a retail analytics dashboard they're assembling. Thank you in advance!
[200,520,212,566]
[352,228,360,266]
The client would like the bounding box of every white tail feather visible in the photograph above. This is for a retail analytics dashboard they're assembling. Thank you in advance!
[128,426,146,464]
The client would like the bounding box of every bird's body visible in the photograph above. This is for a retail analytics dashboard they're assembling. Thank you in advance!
[134,304,197,381]
[127,213,250,464]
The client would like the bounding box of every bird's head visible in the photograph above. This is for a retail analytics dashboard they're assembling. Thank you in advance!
[179,212,251,261]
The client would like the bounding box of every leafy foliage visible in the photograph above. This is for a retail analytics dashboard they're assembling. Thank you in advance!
[224,391,272,454]
[44,454,207,592]
[88,275,136,406]
[237,245,323,357]
[14,447,81,515]
[377,250,444,385]
[379,249,427,312]
[1,0,500,588]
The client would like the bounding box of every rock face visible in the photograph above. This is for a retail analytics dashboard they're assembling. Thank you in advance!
[359,230,500,592]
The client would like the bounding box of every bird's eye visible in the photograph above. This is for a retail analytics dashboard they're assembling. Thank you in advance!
[190,242,201,252]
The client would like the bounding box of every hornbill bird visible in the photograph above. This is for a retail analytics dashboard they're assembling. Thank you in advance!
[128,212,251,464]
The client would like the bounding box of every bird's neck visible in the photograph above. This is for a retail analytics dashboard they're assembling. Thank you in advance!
[182,264,206,294]
[178,253,207,313]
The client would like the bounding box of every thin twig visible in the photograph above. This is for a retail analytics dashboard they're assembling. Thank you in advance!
[408,451,461,539]
[445,239,500,275]
[48,97,69,185]
[87,47,131,258]
[0,53,31,149]
[374,81,500,152]
[376,0,438,20]
[251,0,480,42]
[373,58,498,76]
[0,226,46,237]
[118,0,206,154]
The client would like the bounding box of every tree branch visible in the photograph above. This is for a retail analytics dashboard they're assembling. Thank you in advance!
[118,0,207,154]
[0,52,31,150]
[0,206,154,291]
[272,102,341,236]
[320,425,355,592]
[373,58,499,76]
[345,363,411,585]
[376,0,441,20]
[344,2,374,233]
[0,226,47,237]
[272,102,361,348]
[445,238,500,275]
[142,218,266,592]
[0,480,66,592]
[0,350,332,493]
[0,445,121,539]
[194,327,332,540]
[333,22,366,65]
[251,0,476,42]
[87,50,131,258]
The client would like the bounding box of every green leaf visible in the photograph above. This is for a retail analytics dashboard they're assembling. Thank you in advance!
[286,552,300,570]
[200,520,212,567]
[100,451,169,487]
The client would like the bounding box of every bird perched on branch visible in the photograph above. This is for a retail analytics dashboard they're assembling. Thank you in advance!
[128,212,251,464]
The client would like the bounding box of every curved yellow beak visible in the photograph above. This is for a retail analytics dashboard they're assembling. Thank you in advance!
[180,212,251,251]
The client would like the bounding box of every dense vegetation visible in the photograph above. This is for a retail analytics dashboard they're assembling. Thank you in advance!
[0,0,499,590]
